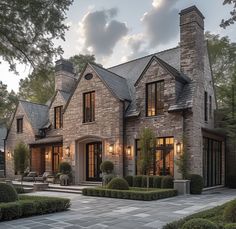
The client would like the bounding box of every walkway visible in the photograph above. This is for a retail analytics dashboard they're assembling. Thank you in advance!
[0,188,236,229]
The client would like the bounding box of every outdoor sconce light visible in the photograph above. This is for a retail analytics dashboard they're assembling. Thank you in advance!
[176,142,182,155]
[45,152,49,159]
[109,144,114,155]
[7,152,11,159]
[66,146,70,157]
[126,146,131,157]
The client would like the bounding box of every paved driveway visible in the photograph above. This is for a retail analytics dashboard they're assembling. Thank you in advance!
[1,188,236,229]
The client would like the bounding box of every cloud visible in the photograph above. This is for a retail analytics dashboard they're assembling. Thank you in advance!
[141,0,179,48]
[78,8,128,57]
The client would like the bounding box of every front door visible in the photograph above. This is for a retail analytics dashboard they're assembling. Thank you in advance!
[86,142,102,181]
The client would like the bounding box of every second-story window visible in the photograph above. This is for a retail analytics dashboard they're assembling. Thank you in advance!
[209,95,212,119]
[17,118,23,133]
[54,106,63,129]
[204,91,208,122]
[83,91,95,123]
[146,81,164,117]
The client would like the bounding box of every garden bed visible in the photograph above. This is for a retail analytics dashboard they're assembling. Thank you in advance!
[82,187,177,201]
[163,199,236,229]
[0,195,70,221]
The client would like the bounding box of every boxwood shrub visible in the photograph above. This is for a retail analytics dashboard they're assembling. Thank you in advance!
[153,176,163,188]
[161,176,174,189]
[0,195,70,221]
[224,199,236,223]
[133,176,142,187]
[182,218,218,229]
[124,176,133,187]
[82,187,177,201]
[107,178,129,190]
[0,183,18,203]
[187,174,204,194]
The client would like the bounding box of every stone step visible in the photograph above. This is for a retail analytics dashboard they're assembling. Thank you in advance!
[23,187,34,193]
[46,188,82,194]
[79,182,102,186]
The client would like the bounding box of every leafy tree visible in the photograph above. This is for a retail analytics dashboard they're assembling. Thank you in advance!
[220,0,236,28]
[14,142,30,184]
[139,128,155,188]
[0,81,18,124]
[18,54,101,104]
[0,0,73,72]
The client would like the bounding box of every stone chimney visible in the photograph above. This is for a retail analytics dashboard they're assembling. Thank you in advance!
[179,6,205,83]
[55,59,76,93]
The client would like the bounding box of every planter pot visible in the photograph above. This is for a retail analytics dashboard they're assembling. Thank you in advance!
[60,174,69,186]
[174,180,190,195]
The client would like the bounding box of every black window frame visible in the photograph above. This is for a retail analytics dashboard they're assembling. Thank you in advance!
[83,91,95,123]
[209,95,212,119]
[54,106,63,129]
[204,91,208,122]
[146,80,164,117]
[16,118,23,133]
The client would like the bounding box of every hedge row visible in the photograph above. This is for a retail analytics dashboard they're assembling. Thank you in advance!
[125,175,174,189]
[82,188,177,201]
[0,195,70,221]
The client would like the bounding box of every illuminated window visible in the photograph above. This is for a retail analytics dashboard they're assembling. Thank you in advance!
[54,106,63,129]
[83,91,95,123]
[146,81,164,117]
[17,118,23,133]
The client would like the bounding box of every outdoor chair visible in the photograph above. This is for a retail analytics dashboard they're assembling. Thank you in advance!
[22,171,37,182]
[35,172,52,183]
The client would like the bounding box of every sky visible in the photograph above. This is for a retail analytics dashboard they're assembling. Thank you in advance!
[0,0,235,92]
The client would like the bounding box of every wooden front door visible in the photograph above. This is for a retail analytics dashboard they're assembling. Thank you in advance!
[86,142,102,181]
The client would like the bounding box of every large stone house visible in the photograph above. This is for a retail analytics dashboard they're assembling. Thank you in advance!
[5,6,225,188]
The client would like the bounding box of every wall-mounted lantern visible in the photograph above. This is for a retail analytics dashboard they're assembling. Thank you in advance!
[176,142,182,155]
[66,146,70,157]
[7,152,11,159]
[109,144,114,155]
[45,152,49,159]
[126,146,131,157]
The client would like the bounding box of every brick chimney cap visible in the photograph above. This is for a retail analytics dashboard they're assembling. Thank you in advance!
[179,5,205,19]
[55,58,74,74]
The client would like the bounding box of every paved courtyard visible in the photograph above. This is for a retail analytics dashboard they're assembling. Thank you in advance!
[0,188,236,229]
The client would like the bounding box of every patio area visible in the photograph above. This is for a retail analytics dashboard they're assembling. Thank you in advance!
[0,188,236,229]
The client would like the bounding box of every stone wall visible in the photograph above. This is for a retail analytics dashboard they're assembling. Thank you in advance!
[5,103,35,178]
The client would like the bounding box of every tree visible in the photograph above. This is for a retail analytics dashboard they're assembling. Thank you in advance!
[0,81,18,124]
[139,128,155,188]
[0,0,73,72]
[14,142,30,184]
[220,0,236,28]
[18,54,102,104]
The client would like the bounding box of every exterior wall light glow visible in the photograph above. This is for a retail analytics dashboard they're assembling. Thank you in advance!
[45,152,49,159]
[176,142,182,155]
[7,152,11,159]
[109,144,114,155]
[66,146,70,157]
[126,146,131,156]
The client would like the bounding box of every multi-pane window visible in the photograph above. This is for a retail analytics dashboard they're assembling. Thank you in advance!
[146,81,164,117]
[204,91,208,122]
[83,91,95,123]
[54,106,63,129]
[209,95,212,119]
[16,118,23,133]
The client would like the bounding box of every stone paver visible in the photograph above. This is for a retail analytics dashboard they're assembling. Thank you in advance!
[0,188,236,229]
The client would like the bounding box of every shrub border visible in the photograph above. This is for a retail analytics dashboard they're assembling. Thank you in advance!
[82,187,177,201]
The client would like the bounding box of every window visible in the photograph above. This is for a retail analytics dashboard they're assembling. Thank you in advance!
[54,106,63,129]
[16,118,23,133]
[209,95,212,119]
[83,91,95,123]
[204,91,208,122]
[146,81,164,117]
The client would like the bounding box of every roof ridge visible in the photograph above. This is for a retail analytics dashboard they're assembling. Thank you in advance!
[19,100,48,107]
[90,63,127,81]
[108,46,179,70]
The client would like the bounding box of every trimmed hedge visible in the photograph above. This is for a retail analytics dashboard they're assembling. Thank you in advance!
[133,176,142,187]
[107,178,129,190]
[182,218,218,229]
[188,174,204,194]
[225,224,236,229]
[0,195,70,221]
[161,176,174,189]
[224,199,236,223]
[125,176,133,187]
[153,176,163,188]
[82,187,177,201]
[0,183,18,203]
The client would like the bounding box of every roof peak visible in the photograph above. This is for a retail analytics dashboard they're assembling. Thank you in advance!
[19,100,48,107]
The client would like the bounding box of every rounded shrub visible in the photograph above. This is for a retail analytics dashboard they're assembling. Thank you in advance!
[188,174,204,194]
[224,199,236,223]
[107,178,129,190]
[181,218,218,229]
[100,161,114,174]
[153,176,163,188]
[161,176,174,189]
[59,162,72,174]
[0,183,18,203]
[103,174,115,185]
[225,223,236,229]
[124,176,133,187]
[133,175,142,187]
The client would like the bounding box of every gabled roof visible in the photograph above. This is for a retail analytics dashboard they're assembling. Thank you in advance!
[90,64,131,101]
[20,100,49,134]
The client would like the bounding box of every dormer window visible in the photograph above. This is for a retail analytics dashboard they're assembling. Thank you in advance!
[146,81,164,117]
[54,106,63,129]
[83,91,95,123]
[16,118,23,133]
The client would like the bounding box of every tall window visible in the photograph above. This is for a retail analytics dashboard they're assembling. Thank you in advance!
[209,95,212,119]
[146,81,164,117]
[83,91,95,123]
[204,91,208,122]
[54,106,63,129]
[16,118,23,133]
